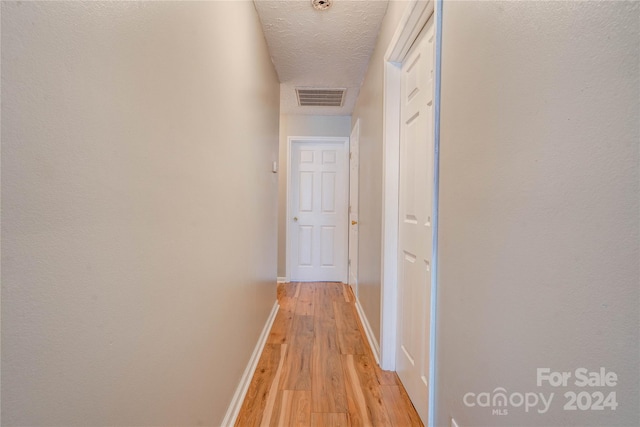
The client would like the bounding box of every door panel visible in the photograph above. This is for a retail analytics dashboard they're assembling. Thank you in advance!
[299,172,314,212]
[290,140,348,282]
[322,150,336,164]
[320,226,335,266]
[396,16,435,424]
[321,172,336,212]
[298,226,313,266]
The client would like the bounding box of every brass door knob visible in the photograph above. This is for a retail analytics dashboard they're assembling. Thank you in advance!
[293,217,298,222]
[351,220,358,225]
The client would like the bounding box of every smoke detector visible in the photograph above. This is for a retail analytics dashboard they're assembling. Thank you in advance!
[311,0,332,11]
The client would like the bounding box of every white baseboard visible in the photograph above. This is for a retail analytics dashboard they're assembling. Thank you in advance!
[276,277,288,284]
[221,301,279,427]
[354,298,381,365]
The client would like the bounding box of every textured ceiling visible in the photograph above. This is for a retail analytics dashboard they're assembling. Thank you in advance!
[254,0,389,115]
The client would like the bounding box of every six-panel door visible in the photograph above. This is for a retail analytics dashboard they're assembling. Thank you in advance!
[397,15,435,424]
[290,140,349,282]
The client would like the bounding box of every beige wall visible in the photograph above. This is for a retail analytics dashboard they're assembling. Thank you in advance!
[350,1,409,343]
[277,114,352,278]
[436,2,639,426]
[1,2,279,425]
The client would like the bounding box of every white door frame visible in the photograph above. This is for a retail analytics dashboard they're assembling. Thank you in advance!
[348,120,360,294]
[286,136,350,282]
[380,0,441,424]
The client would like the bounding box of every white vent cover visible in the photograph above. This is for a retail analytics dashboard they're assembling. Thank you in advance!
[296,88,346,107]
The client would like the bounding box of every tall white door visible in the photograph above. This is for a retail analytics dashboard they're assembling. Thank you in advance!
[348,121,360,293]
[289,139,349,282]
[396,16,435,424]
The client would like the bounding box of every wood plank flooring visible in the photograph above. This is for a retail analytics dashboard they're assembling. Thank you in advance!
[235,282,423,427]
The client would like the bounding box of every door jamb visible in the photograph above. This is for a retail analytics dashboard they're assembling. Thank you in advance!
[286,136,350,283]
[348,120,360,296]
[380,1,441,425]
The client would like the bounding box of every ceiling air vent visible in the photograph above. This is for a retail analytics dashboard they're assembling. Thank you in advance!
[296,88,346,107]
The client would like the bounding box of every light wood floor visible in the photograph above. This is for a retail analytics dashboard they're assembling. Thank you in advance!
[235,282,423,427]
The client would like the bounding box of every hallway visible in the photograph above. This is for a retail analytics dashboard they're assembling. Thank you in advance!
[2,1,637,426]
[236,282,422,426]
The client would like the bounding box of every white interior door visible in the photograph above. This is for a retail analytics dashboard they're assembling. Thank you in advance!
[289,138,349,282]
[396,16,435,424]
[348,121,360,293]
